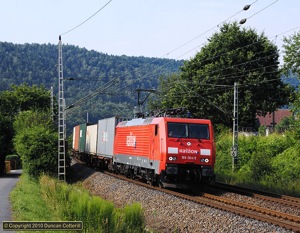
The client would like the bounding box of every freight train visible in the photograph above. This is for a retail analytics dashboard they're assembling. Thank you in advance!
[72,116,216,188]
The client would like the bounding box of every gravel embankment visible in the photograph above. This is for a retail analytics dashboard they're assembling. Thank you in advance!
[73,163,295,233]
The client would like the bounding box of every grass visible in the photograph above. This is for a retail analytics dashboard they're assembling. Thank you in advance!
[10,174,56,222]
[10,174,146,233]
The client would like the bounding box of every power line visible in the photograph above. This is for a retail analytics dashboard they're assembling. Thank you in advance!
[107,0,284,90]
[64,1,295,116]
[61,0,112,36]
[176,0,280,59]
[97,1,259,95]
[65,77,118,112]
[113,27,290,98]
[163,0,258,58]
[239,0,279,24]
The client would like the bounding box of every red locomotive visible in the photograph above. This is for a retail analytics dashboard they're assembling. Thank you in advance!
[72,116,216,188]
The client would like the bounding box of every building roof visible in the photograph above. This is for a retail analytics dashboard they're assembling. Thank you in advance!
[256,109,293,127]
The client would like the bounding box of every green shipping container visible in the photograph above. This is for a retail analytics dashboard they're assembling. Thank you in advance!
[79,123,87,153]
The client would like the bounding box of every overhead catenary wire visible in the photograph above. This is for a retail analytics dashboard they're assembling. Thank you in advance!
[90,1,260,93]
[239,0,279,24]
[65,0,295,116]
[65,77,119,112]
[163,0,258,58]
[71,0,281,96]
[114,29,287,100]
[115,47,281,96]
[61,0,112,36]
[132,22,293,91]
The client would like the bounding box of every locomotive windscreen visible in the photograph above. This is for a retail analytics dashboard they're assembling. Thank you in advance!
[168,122,209,139]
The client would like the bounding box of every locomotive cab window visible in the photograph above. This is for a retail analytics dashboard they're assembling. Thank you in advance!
[168,122,209,139]
[168,123,187,138]
[189,124,209,139]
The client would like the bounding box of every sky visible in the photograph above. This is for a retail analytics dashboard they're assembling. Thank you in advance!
[1,0,300,61]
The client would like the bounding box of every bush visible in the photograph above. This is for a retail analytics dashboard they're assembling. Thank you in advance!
[271,145,300,182]
[13,110,57,179]
[215,131,232,174]
[215,131,300,196]
[14,126,57,178]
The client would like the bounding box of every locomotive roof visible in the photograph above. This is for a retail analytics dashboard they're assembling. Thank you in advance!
[118,117,154,127]
[117,117,212,127]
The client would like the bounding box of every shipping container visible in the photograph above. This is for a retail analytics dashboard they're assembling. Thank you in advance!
[72,125,80,151]
[79,123,87,153]
[85,124,98,155]
[96,117,123,158]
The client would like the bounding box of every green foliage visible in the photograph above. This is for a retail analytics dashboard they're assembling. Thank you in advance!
[258,125,267,136]
[13,111,57,178]
[0,84,53,174]
[13,110,54,134]
[149,73,183,112]
[154,22,291,127]
[215,131,232,174]
[39,175,145,233]
[117,203,145,233]
[0,41,183,133]
[0,90,19,116]
[282,32,300,121]
[14,125,57,178]
[275,115,295,132]
[271,144,300,181]
[10,174,55,221]
[215,131,300,196]
[283,32,300,76]
[10,175,147,232]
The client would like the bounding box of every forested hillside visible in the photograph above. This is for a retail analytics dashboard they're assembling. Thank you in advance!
[0,42,184,132]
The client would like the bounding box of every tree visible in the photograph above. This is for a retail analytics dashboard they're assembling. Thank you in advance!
[13,110,57,178]
[282,32,300,139]
[9,83,51,112]
[0,84,52,174]
[282,32,300,112]
[154,23,291,127]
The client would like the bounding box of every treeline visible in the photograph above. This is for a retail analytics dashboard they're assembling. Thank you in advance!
[0,41,184,129]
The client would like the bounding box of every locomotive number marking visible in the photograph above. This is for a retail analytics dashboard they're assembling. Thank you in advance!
[181,156,197,160]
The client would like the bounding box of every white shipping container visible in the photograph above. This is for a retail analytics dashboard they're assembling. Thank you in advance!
[85,124,98,155]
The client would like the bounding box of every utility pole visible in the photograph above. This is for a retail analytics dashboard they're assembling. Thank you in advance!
[58,35,66,181]
[231,82,238,171]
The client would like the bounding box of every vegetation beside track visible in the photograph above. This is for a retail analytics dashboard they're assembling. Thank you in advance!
[10,174,145,233]
[215,130,300,197]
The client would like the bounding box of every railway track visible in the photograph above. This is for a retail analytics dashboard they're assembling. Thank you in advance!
[104,171,300,232]
[72,158,300,232]
[211,182,300,209]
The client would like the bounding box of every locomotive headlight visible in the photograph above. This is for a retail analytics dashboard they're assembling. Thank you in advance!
[168,156,177,161]
[201,158,210,163]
